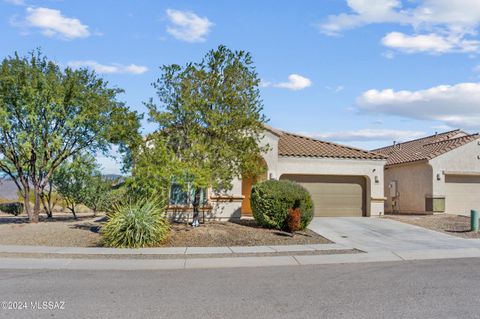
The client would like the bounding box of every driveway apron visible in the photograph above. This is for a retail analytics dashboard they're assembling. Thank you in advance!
[309,217,480,252]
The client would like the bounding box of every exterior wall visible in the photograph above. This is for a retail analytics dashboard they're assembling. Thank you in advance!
[277,157,386,216]
[208,131,280,220]
[205,130,387,219]
[429,139,480,215]
[429,139,480,196]
[383,162,433,213]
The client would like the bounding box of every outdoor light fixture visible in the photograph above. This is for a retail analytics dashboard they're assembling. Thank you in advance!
[374,176,379,183]
[437,173,441,181]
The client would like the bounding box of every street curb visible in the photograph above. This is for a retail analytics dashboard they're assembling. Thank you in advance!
[0,243,348,256]
[1,248,480,270]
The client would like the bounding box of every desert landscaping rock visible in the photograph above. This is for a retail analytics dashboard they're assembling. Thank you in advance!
[0,214,330,248]
[385,214,480,239]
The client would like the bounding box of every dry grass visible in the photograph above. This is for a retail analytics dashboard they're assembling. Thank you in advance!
[384,214,480,239]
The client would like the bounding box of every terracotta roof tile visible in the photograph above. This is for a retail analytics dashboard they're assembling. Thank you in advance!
[372,129,479,166]
[277,131,386,160]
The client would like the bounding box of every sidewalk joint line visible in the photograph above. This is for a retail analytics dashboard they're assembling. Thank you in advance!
[292,256,301,265]
[391,251,406,261]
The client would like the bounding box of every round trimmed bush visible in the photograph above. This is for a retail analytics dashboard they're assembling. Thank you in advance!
[101,198,170,248]
[250,179,314,230]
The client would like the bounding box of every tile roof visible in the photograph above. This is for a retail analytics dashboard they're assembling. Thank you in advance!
[372,129,479,166]
[277,131,386,160]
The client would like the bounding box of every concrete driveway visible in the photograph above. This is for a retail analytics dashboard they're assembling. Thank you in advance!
[309,217,480,252]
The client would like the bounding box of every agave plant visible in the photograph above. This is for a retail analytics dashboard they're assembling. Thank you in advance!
[101,198,170,248]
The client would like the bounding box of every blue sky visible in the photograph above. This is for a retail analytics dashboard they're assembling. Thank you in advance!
[1,0,480,173]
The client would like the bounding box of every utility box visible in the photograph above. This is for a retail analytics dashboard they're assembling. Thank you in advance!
[388,181,398,198]
[425,196,445,212]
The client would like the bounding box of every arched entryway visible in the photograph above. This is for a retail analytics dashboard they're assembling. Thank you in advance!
[241,159,268,217]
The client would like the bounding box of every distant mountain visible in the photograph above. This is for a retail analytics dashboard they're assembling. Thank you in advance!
[0,179,19,201]
[0,174,125,201]
[102,174,124,181]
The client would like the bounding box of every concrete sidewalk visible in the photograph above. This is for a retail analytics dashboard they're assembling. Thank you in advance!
[3,217,480,270]
[0,243,348,255]
[2,248,480,270]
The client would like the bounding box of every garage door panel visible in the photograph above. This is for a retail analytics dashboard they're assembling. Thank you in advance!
[280,174,366,217]
[445,175,480,215]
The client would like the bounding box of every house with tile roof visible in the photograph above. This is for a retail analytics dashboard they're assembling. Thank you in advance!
[183,126,387,220]
[373,129,480,216]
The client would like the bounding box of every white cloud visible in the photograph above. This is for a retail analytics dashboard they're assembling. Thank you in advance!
[165,9,213,42]
[67,61,148,74]
[302,129,426,142]
[382,51,395,59]
[319,0,405,36]
[326,85,345,93]
[23,7,90,39]
[318,0,480,55]
[357,82,480,128]
[382,32,479,54]
[272,74,312,90]
[259,80,271,88]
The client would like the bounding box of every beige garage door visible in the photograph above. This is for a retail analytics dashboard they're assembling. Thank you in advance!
[445,175,480,215]
[280,175,366,217]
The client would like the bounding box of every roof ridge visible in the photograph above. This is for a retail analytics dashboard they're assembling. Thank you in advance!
[262,124,284,137]
[423,133,479,147]
[281,131,385,157]
[372,129,463,152]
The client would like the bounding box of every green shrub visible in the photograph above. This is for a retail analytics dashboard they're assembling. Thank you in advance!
[101,198,170,248]
[0,202,24,216]
[251,180,314,230]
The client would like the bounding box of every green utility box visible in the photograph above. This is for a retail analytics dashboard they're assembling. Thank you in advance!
[471,210,479,232]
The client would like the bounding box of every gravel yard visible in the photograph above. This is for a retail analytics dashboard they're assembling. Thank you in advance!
[0,213,330,247]
[384,214,480,239]
[0,213,102,247]
[164,220,330,247]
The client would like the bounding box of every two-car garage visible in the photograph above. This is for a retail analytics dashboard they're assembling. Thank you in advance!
[280,174,367,217]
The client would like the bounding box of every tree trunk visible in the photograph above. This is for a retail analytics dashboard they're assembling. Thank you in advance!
[69,204,77,219]
[22,190,35,222]
[40,182,54,219]
[40,193,53,219]
[32,184,41,223]
[192,187,201,226]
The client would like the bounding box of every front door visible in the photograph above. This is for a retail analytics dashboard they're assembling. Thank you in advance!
[241,163,268,216]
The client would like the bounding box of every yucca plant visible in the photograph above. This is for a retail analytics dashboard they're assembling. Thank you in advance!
[101,198,170,248]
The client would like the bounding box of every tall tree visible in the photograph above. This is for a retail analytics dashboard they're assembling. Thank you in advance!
[145,45,268,225]
[0,50,141,222]
[53,154,99,219]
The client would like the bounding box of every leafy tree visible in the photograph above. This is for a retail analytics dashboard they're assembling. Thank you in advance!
[53,154,100,219]
[128,135,178,203]
[83,175,121,215]
[145,45,268,224]
[0,50,141,222]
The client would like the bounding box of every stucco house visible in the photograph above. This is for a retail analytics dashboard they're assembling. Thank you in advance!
[374,129,480,216]
[169,126,387,220]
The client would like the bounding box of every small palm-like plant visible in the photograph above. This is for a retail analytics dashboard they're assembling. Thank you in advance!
[101,198,170,248]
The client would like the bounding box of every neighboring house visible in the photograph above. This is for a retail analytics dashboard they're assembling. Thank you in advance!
[374,129,480,216]
[168,126,386,220]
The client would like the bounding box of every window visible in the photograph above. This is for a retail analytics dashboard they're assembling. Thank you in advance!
[169,183,207,206]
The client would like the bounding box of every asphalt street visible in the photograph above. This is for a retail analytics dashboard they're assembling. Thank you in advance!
[1,258,480,319]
